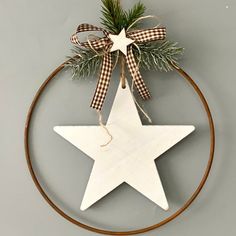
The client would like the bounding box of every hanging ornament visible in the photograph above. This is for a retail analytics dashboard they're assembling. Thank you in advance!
[54,81,195,211]
[25,0,215,235]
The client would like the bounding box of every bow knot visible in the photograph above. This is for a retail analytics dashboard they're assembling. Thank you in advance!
[71,23,166,110]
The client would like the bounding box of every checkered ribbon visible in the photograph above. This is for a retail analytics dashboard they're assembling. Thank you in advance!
[71,23,166,110]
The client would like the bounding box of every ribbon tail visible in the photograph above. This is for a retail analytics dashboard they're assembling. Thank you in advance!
[126,47,151,100]
[90,52,113,110]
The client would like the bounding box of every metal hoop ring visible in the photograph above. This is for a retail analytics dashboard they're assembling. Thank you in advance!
[24,61,215,235]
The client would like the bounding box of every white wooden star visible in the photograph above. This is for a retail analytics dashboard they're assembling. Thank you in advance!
[109,28,134,55]
[54,82,195,211]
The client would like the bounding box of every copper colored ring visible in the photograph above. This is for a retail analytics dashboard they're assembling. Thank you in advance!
[24,61,215,235]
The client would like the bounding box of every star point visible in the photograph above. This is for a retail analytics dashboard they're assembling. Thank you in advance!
[109,28,134,55]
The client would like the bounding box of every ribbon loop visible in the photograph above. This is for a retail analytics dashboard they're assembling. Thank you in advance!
[127,27,166,43]
[76,24,109,36]
[71,24,110,50]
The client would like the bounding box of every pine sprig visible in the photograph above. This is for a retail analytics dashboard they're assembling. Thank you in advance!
[100,0,146,33]
[124,2,146,30]
[100,0,125,33]
[66,41,184,78]
[134,41,184,72]
[66,47,102,78]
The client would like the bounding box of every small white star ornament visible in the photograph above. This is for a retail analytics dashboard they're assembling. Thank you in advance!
[54,82,195,211]
[109,28,134,55]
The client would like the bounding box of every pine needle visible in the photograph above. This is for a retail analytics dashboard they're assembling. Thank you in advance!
[124,2,146,30]
[134,41,184,72]
[100,0,146,33]
[100,0,125,33]
[65,46,102,79]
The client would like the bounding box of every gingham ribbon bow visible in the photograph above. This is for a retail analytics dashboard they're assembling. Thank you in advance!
[71,23,166,110]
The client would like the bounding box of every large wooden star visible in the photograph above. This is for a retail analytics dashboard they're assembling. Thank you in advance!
[54,82,195,211]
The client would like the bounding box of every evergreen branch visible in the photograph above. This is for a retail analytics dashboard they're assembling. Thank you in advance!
[66,41,184,79]
[124,2,146,29]
[65,47,103,79]
[134,41,184,72]
[100,0,146,33]
[100,0,125,33]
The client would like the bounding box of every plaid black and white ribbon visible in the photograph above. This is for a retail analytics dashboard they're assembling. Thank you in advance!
[71,23,166,110]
